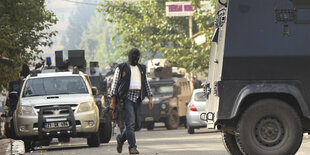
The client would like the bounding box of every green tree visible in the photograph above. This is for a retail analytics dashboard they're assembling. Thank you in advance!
[79,12,125,68]
[63,0,97,50]
[98,0,215,73]
[0,0,57,88]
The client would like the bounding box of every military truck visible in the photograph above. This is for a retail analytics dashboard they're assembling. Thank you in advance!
[140,60,192,130]
[203,0,310,154]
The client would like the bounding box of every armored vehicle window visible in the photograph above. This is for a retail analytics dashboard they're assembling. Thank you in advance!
[194,92,205,102]
[22,76,88,97]
[293,0,310,9]
[89,76,104,94]
[296,9,310,24]
[151,85,174,95]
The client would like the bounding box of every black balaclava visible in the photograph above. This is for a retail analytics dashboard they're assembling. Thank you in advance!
[128,48,140,66]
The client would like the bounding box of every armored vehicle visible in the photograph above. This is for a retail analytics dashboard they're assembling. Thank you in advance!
[140,60,192,130]
[83,62,112,143]
[204,0,310,154]
[54,50,112,143]
[141,78,191,130]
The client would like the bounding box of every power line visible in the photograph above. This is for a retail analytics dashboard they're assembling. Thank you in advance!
[61,0,151,6]
[62,0,99,6]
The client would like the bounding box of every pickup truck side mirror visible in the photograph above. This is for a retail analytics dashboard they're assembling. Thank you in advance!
[91,87,98,96]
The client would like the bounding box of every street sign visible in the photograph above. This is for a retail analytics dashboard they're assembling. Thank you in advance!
[166,1,211,17]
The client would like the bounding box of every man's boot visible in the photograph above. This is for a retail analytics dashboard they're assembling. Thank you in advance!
[116,136,124,153]
[129,147,139,154]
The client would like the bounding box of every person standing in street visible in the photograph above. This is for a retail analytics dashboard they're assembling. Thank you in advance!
[109,48,154,154]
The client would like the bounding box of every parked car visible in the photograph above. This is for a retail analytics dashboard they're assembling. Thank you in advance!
[186,88,207,134]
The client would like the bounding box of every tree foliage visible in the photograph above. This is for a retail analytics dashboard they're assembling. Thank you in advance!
[79,12,125,67]
[63,0,96,50]
[97,0,215,73]
[0,0,57,88]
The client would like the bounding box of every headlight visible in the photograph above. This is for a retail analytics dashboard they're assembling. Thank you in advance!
[18,106,36,116]
[153,98,160,102]
[161,104,167,110]
[77,102,94,113]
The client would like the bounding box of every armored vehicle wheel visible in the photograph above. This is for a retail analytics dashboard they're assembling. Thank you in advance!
[165,110,179,130]
[100,113,112,143]
[222,132,242,155]
[236,99,303,155]
[87,132,100,147]
[187,127,194,134]
[146,122,154,131]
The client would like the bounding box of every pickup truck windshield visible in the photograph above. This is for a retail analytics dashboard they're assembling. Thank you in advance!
[22,76,88,97]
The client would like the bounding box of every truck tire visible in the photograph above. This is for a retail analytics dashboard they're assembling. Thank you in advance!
[146,122,155,131]
[165,110,179,130]
[222,132,243,155]
[87,132,100,147]
[24,141,32,153]
[100,113,112,143]
[41,137,52,146]
[235,99,303,155]
[5,120,16,139]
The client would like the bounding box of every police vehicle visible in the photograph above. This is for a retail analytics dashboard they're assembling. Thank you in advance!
[203,0,310,154]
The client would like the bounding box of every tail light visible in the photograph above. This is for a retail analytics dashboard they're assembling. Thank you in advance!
[188,102,197,111]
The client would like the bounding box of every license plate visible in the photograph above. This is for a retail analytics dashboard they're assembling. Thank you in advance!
[44,121,69,129]
[145,117,154,121]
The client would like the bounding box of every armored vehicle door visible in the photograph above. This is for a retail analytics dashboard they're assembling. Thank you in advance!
[176,78,192,117]
[205,2,228,128]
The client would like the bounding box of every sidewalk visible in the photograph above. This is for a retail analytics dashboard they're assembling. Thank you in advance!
[0,138,25,155]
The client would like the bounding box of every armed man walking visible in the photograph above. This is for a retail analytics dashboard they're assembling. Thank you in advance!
[109,48,154,154]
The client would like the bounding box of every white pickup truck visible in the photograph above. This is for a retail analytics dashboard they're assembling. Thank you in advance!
[13,71,105,151]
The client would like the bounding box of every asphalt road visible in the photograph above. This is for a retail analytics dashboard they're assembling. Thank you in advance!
[28,123,310,155]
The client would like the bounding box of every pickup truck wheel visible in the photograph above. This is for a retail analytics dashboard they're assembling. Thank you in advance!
[222,132,243,155]
[41,137,52,146]
[165,110,179,130]
[146,122,155,131]
[100,113,112,143]
[87,132,100,147]
[236,99,303,155]
[24,141,32,153]
[5,120,16,139]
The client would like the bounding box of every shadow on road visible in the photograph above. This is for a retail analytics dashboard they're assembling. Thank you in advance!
[34,144,89,152]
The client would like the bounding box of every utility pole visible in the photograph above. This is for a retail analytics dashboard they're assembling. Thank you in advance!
[189,16,193,39]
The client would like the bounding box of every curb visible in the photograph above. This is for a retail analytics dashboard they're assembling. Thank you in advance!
[0,139,25,155]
